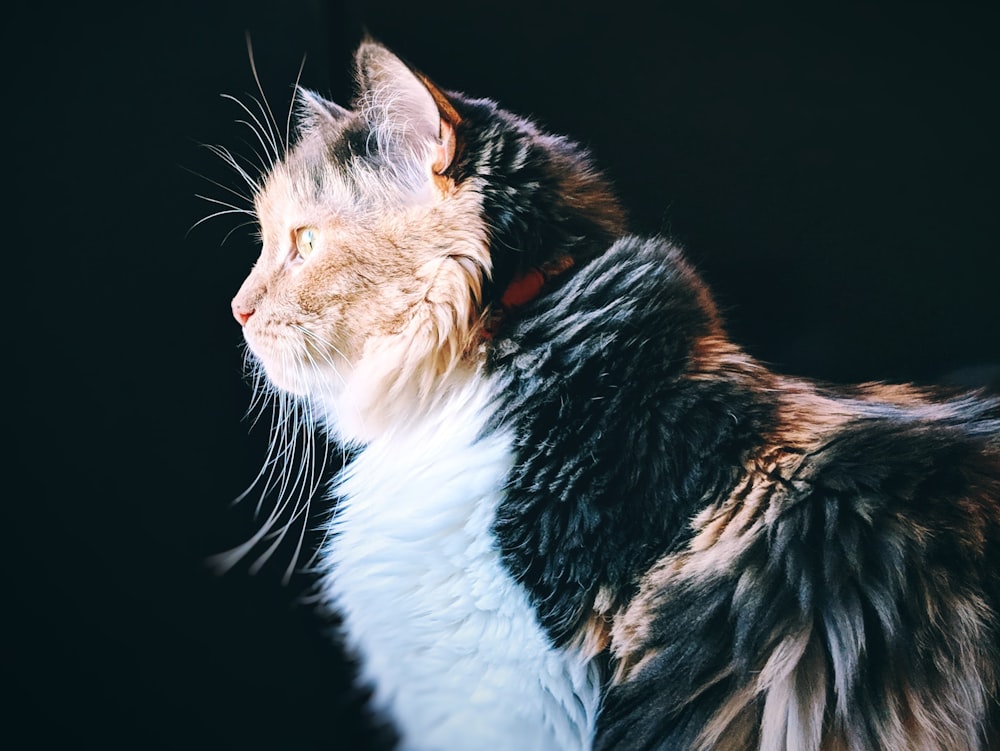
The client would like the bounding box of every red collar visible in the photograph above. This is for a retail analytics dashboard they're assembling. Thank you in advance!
[483,256,574,339]
[500,267,549,309]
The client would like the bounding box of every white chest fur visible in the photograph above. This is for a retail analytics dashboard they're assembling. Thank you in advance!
[317,378,600,751]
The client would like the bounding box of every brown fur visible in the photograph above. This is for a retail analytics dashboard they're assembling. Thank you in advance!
[597,339,1000,750]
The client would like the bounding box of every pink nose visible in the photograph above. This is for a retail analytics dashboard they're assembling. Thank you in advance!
[232,301,254,326]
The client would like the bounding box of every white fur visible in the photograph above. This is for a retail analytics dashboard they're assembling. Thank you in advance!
[317,374,601,751]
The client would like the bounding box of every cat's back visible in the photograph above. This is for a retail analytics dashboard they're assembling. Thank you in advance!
[492,235,1000,751]
[593,341,1000,750]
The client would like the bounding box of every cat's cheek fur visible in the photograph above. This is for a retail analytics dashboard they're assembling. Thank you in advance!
[317,233,491,442]
[317,376,601,750]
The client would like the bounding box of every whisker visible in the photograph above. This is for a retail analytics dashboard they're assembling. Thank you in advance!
[188,206,246,225]
[203,143,261,195]
[246,362,315,579]
[269,359,324,583]
[291,357,340,579]
[232,392,286,508]
[244,363,273,429]
[232,125,275,175]
[182,162,255,207]
[212,396,304,575]
[220,220,260,247]
[188,209,254,237]
[257,393,298,517]
[292,324,355,373]
[223,324,357,583]
[293,324,370,440]
[294,356,339,575]
[221,93,279,168]
[194,193,251,214]
[237,366,301,512]
[245,32,285,157]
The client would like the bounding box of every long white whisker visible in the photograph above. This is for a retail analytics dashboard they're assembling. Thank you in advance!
[232,388,285,508]
[245,32,284,157]
[247,93,283,165]
[223,314,358,583]
[221,93,279,167]
[291,356,337,579]
[188,209,254,236]
[203,143,261,195]
[270,358,322,583]
[293,354,337,575]
[244,362,272,429]
[189,206,247,224]
[195,193,251,213]
[232,126,274,175]
[292,324,355,372]
[212,393,301,574]
[240,366,298,514]
[220,221,259,247]
[248,359,314,577]
[292,324,369,440]
[183,162,255,207]
[258,392,298,518]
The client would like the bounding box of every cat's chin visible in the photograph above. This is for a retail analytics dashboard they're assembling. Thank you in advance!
[255,358,336,401]
[264,373,310,398]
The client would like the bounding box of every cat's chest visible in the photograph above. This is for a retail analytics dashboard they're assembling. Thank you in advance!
[323,407,515,616]
[316,380,599,751]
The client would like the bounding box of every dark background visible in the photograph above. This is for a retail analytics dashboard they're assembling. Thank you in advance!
[9,1,998,749]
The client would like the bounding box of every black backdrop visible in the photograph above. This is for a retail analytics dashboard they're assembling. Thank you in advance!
[9,2,999,749]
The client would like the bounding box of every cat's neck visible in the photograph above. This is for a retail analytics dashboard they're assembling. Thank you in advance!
[483,254,575,339]
[316,355,485,446]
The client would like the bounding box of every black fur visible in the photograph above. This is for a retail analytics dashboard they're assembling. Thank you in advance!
[487,234,1000,748]
[489,237,778,643]
[445,92,626,307]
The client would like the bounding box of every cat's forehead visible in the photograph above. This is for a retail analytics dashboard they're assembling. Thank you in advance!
[255,115,432,230]
[255,146,349,231]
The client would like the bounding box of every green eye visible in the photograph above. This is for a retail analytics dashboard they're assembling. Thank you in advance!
[294,227,318,258]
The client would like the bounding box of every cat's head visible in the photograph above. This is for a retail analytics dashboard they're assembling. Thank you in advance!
[230,40,625,442]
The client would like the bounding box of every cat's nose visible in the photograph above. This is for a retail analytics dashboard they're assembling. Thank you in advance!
[232,300,255,326]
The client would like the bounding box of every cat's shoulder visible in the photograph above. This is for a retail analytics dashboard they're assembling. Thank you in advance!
[495,234,720,360]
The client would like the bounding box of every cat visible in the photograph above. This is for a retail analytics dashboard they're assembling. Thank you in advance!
[226,39,1000,751]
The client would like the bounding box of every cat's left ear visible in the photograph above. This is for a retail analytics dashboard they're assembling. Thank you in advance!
[354,40,459,177]
[296,87,352,128]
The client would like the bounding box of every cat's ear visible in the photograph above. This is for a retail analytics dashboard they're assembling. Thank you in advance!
[296,87,351,129]
[353,40,458,176]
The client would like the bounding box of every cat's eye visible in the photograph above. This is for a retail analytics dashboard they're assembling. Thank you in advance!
[294,227,319,260]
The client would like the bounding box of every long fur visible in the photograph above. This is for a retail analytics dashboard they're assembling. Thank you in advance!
[226,40,1000,750]
[488,236,1000,751]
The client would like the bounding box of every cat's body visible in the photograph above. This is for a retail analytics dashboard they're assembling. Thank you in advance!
[228,41,1000,750]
